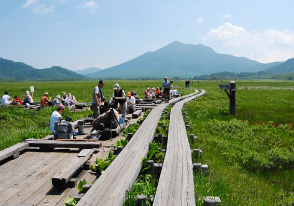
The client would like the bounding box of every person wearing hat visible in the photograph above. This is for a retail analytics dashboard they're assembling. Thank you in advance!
[23,91,33,104]
[52,95,61,105]
[162,76,172,102]
[41,92,51,108]
[91,80,105,118]
[112,83,127,119]
[61,92,68,105]
[127,92,136,114]
[145,87,152,99]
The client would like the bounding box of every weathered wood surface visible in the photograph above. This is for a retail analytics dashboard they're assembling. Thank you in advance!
[132,109,142,118]
[0,151,78,204]
[77,92,198,206]
[0,143,29,162]
[153,90,206,206]
[52,149,94,187]
[25,139,101,149]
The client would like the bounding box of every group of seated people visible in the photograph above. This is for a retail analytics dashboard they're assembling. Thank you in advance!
[41,91,77,110]
[144,86,180,99]
[1,91,34,106]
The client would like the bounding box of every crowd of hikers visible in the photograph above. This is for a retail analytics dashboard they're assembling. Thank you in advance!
[1,76,189,138]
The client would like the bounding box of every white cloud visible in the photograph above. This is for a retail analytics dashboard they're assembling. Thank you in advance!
[203,23,294,62]
[23,0,38,8]
[83,1,99,13]
[220,14,231,19]
[197,18,203,23]
[33,4,54,13]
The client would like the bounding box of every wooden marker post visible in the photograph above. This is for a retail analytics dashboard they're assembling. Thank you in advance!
[30,86,34,99]
[219,81,236,115]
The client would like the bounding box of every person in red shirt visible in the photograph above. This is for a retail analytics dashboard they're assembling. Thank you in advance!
[14,96,22,106]
[41,92,51,108]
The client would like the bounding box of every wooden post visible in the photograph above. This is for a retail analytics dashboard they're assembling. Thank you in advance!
[230,81,236,115]
[136,195,147,206]
[127,133,134,141]
[117,146,123,154]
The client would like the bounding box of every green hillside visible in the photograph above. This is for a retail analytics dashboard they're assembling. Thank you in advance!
[0,58,88,81]
[88,41,277,79]
[265,58,294,74]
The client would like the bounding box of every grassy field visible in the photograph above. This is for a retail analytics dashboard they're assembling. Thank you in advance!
[185,81,294,205]
[0,80,194,150]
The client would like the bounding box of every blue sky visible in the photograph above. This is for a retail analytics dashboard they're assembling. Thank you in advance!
[0,0,294,71]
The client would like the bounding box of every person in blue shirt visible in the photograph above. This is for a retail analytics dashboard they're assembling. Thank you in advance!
[162,76,172,102]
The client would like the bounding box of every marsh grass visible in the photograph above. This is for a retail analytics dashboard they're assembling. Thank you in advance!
[185,80,294,205]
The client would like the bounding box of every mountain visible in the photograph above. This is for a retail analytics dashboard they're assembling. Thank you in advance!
[264,58,294,74]
[75,67,102,75]
[0,58,88,81]
[88,41,278,79]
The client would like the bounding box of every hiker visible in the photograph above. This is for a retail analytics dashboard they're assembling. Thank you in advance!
[52,95,61,105]
[112,83,127,119]
[40,92,52,108]
[127,92,136,114]
[13,96,22,106]
[23,91,33,104]
[91,80,105,118]
[64,93,77,111]
[50,104,75,139]
[61,92,68,105]
[185,79,190,88]
[155,87,160,98]
[131,90,139,100]
[162,76,172,102]
[145,87,152,99]
[68,93,77,104]
[1,91,13,106]
[92,101,119,130]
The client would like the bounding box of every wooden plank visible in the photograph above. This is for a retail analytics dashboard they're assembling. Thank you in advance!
[78,149,93,157]
[153,90,206,206]
[3,153,74,205]
[26,140,101,149]
[52,149,94,187]
[132,110,142,118]
[76,91,199,206]
[0,204,34,206]
[0,143,29,162]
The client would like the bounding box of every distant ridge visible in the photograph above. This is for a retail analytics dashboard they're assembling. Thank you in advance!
[0,58,88,81]
[87,41,278,79]
[264,58,294,74]
[75,67,102,75]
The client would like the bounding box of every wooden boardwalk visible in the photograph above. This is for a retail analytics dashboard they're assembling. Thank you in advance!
[153,90,206,206]
[77,93,198,206]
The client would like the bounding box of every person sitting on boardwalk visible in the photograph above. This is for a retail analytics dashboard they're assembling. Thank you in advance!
[52,95,61,105]
[1,91,13,106]
[92,101,119,130]
[127,92,136,114]
[68,93,77,104]
[131,90,139,100]
[61,92,68,105]
[41,92,52,108]
[145,87,152,99]
[13,96,22,106]
[112,83,127,119]
[155,87,160,98]
[50,104,75,139]
[23,91,33,104]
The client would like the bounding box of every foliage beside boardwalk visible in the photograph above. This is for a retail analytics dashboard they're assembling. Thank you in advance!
[186,81,294,205]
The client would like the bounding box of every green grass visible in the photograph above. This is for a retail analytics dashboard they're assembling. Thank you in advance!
[0,80,193,150]
[185,80,294,205]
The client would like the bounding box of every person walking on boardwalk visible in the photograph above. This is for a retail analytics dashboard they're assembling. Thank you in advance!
[112,83,127,119]
[91,80,105,118]
[162,76,172,102]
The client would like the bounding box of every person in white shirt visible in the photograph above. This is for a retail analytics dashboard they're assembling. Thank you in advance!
[24,91,33,104]
[50,104,64,133]
[1,91,13,106]
[126,92,136,114]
